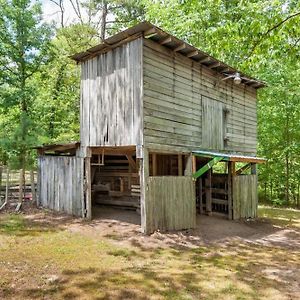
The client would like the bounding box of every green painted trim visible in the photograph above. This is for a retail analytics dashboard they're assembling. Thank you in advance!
[192,156,224,179]
[192,153,230,161]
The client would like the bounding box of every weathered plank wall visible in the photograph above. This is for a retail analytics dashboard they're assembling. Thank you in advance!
[232,174,258,219]
[81,38,143,147]
[143,38,257,154]
[38,156,84,217]
[145,176,196,233]
[202,97,224,150]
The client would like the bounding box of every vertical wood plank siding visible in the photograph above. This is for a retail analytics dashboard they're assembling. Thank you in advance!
[80,38,143,147]
[146,176,196,233]
[38,156,84,217]
[143,39,257,154]
[202,97,224,149]
[232,175,258,219]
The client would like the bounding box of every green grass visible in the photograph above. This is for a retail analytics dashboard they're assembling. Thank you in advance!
[258,205,300,228]
[0,209,299,300]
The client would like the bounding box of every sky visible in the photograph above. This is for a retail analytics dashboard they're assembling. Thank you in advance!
[41,0,80,25]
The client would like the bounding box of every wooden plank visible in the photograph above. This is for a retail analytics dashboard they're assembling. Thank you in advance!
[228,161,233,220]
[205,170,212,215]
[178,154,183,176]
[140,148,149,233]
[80,38,143,147]
[143,41,258,154]
[146,176,195,233]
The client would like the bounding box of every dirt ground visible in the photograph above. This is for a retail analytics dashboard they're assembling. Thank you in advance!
[67,205,300,250]
[0,204,299,299]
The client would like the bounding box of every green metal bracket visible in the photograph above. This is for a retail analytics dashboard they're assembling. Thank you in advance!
[192,156,224,179]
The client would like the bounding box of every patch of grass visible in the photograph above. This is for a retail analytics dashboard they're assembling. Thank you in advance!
[0,214,25,235]
[0,212,299,300]
[258,205,300,228]
[107,248,137,259]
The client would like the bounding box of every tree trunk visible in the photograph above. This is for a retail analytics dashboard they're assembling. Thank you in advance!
[18,168,25,203]
[100,1,108,41]
[0,165,2,195]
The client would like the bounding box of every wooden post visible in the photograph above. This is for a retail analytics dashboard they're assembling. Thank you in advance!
[184,154,193,176]
[205,169,212,215]
[30,170,36,204]
[251,163,257,175]
[199,178,203,214]
[192,155,196,174]
[18,169,24,203]
[85,148,92,220]
[5,168,9,206]
[178,154,183,176]
[227,162,232,220]
[140,148,149,233]
[152,153,157,176]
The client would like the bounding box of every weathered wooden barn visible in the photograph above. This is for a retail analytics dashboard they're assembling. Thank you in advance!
[37,22,266,234]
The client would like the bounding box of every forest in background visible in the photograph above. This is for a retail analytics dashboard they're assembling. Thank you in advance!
[0,0,299,207]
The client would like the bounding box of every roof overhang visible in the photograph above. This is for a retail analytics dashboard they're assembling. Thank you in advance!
[35,142,80,155]
[192,150,266,164]
[71,21,266,89]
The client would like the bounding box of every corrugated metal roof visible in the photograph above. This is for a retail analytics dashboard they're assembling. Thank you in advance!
[192,150,266,163]
[71,21,265,89]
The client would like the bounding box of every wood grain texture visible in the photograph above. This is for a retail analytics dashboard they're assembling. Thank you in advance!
[232,174,258,219]
[38,156,84,217]
[145,176,196,233]
[80,38,143,147]
[143,39,257,154]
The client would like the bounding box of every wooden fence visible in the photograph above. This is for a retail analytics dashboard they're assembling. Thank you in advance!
[0,167,37,207]
[232,174,258,219]
[38,156,84,217]
[145,176,196,233]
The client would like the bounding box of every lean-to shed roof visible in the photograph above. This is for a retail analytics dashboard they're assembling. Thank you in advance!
[71,21,265,89]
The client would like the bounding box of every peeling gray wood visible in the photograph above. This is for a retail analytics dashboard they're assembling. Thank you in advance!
[145,176,196,233]
[38,156,84,217]
[80,38,143,147]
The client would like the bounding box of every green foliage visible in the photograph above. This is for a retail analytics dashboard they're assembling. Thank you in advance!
[0,0,299,206]
[137,0,300,206]
[0,0,52,169]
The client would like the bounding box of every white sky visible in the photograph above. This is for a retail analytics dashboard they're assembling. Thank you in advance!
[41,0,81,25]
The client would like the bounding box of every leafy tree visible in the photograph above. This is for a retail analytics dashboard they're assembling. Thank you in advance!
[0,0,52,200]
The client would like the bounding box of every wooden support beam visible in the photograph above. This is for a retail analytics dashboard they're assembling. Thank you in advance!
[193,156,224,179]
[209,62,221,69]
[174,43,186,52]
[152,153,157,176]
[232,162,236,176]
[199,178,203,214]
[187,50,199,58]
[227,162,233,220]
[140,148,149,233]
[178,154,183,176]
[184,154,193,176]
[206,169,212,215]
[192,155,197,174]
[236,163,251,175]
[144,28,158,38]
[198,56,211,63]
[251,163,257,175]
[160,36,172,45]
[126,155,137,171]
[85,156,92,220]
